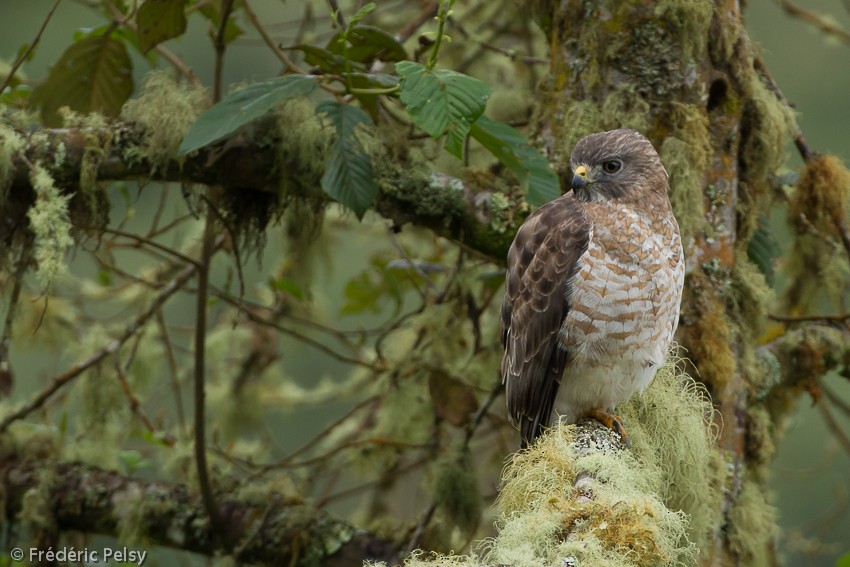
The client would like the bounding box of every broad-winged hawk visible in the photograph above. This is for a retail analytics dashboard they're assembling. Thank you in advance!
[500,128,684,447]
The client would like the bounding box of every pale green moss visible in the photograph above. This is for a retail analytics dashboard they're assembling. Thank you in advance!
[619,355,723,551]
[276,97,333,200]
[661,136,704,239]
[121,70,208,173]
[729,256,773,338]
[114,484,151,545]
[27,164,73,287]
[727,477,778,566]
[0,123,26,196]
[745,405,776,467]
[18,467,58,533]
[660,104,712,239]
[654,0,714,59]
[430,445,482,537]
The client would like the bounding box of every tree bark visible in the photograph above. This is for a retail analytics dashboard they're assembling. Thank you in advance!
[1,456,399,566]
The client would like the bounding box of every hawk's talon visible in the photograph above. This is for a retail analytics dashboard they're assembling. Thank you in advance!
[588,407,630,447]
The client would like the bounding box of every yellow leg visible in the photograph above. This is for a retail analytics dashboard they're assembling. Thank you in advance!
[587,407,629,446]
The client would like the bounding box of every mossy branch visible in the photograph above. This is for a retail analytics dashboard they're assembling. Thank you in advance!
[0,455,399,565]
[4,120,520,266]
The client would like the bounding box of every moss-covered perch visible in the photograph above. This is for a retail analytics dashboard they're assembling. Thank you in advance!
[1,75,524,268]
[379,359,747,567]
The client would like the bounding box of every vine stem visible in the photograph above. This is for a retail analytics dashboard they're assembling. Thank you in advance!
[427,0,454,69]
[195,0,235,542]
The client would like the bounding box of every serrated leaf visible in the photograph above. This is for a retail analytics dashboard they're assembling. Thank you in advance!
[328,25,408,64]
[396,61,491,159]
[470,115,559,206]
[136,0,187,53]
[316,100,378,219]
[34,30,133,126]
[179,75,318,154]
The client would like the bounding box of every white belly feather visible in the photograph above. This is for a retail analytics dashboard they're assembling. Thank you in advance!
[552,210,683,423]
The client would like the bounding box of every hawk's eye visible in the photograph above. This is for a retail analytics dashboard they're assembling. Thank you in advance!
[602,160,622,174]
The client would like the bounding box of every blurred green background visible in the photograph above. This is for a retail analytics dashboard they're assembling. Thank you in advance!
[2,0,850,565]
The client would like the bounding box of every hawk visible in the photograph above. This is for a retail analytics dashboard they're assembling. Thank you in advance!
[499,128,684,447]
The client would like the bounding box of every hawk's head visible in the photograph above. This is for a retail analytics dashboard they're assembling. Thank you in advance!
[568,128,668,203]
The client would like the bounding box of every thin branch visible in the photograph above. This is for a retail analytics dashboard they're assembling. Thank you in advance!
[215,293,381,370]
[113,350,170,442]
[99,227,201,267]
[327,0,346,30]
[156,309,187,436]
[817,391,850,457]
[213,0,236,102]
[242,0,308,74]
[753,56,814,163]
[396,0,439,42]
[778,0,850,47]
[193,211,224,540]
[1,0,62,93]
[769,312,850,323]
[0,257,200,433]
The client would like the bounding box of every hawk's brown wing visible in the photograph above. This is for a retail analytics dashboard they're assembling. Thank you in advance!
[500,196,591,447]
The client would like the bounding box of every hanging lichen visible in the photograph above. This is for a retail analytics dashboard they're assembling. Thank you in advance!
[26,164,73,288]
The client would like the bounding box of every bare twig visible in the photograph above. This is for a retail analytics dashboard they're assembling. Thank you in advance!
[778,0,850,47]
[0,257,201,432]
[155,309,187,436]
[753,57,814,163]
[769,312,850,323]
[0,0,63,94]
[327,0,346,30]
[242,0,307,74]
[396,0,439,42]
[817,391,850,457]
[213,0,236,102]
[113,350,169,442]
[99,227,201,267]
[194,211,224,540]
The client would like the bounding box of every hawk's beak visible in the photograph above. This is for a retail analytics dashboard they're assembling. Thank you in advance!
[572,164,592,189]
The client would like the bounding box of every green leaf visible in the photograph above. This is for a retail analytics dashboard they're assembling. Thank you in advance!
[837,552,850,567]
[198,5,243,45]
[270,278,305,301]
[349,2,376,27]
[341,258,404,315]
[179,75,318,155]
[396,61,491,159]
[285,44,364,74]
[0,85,32,107]
[136,0,187,53]
[347,72,399,119]
[328,25,408,64]
[470,116,559,206]
[316,100,378,219]
[34,29,134,126]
